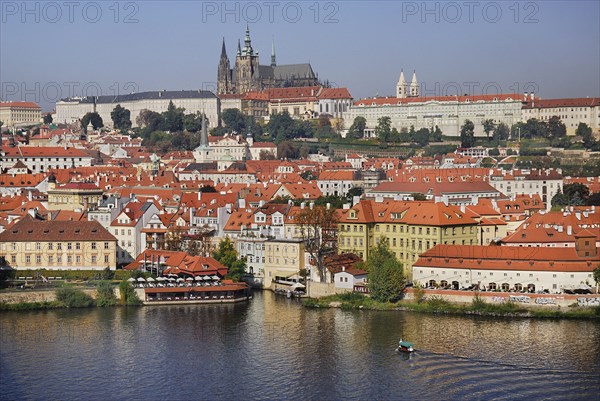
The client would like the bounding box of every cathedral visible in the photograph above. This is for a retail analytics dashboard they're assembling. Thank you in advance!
[217,26,320,95]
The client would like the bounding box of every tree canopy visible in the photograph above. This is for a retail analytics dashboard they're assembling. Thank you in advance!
[111,104,132,130]
[366,238,406,302]
[460,119,476,148]
[375,116,392,143]
[348,116,367,139]
[213,237,246,282]
[81,112,104,132]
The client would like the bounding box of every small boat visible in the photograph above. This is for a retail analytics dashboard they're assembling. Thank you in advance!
[397,339,415,353]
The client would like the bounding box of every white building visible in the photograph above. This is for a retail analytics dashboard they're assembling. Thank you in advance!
[347,93,523,137]
[413,243,598,294]
[109,200,159,265]
[522,96,600,137]
[0,146,94,172]
[55,90,219,129]
[488,168,563,209]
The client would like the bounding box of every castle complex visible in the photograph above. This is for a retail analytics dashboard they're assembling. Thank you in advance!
[217,26,320,94]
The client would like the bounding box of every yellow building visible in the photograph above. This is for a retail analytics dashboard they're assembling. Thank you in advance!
[0,216,118,270]
[338,200,479,278]
[263,238,306,288]
[47,178,104,211]
[0,101,42,128]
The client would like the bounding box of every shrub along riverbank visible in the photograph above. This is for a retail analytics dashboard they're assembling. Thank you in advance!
[0,281,140,311]
[303,292,600,319]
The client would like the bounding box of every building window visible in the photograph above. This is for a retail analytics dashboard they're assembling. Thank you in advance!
[104,255,109,263]
[35,242,41,250]
[76,243,81,250]
[104,242,109,250]
[67,243,72,250]
[36,255,41,264]
[91,242,97,250]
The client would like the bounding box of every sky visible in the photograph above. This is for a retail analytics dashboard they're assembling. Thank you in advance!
[1,0,599,111]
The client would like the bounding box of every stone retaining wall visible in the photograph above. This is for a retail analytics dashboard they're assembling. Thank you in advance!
[404,288,600,308]
[0,288,98,304]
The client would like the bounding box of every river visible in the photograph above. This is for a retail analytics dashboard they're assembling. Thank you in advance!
[1,291,599,400]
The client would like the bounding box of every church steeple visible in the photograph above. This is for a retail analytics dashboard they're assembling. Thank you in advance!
[237,39,241,56]
[410,70,419,97]
[396,69,407,98]
[271,36,276,67]
[242,25,253,56]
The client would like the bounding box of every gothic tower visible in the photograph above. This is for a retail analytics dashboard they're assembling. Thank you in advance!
[396,69,408,98]
[271,36,276,67]
[235,25,260,94]
[217,38,232,94]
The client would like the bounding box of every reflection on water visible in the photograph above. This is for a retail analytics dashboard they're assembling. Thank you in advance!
[1,292,599,400]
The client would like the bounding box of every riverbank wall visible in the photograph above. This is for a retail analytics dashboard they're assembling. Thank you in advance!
[404,288,600,308]
[0,288,126,305]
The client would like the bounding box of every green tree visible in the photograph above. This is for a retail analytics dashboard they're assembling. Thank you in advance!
[81,112,104,133]
[493,122,510,145]
[375,116,392,143]
[348,116,367,139]
[547,116,566,139]
[43,114,53,124]
[576,123,594,148]
[137,109,164,132]
[119,281,141,305]
[431,125,443,142]
[213,237,246,282]
[222,108,247,132]
[563,183,590,202]
[183,112,204,133]
[162,100,185,132]
[460,119,476,148]
[488,148,500,156]
[96,282,118,307]
[412,128,430,147]
[111,104,132,130]
[593,265,600,293]
[482,119,495,140]
[366,238,406,302]
[411,192,427,201]
[55,287,95,308]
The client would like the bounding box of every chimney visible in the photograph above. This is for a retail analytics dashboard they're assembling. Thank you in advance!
[301,202,305,209]
[575,212,581,220]
[567,225,572,236]
[238,198,246,209]
[460,204,466,213]
[198,191,202,201]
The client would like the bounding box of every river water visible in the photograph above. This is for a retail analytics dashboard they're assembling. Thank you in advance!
[1,291,599,400]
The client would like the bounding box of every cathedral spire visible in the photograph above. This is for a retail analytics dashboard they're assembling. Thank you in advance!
[220,37,227,60]
[271,36,276,67]
[237,39,241,56]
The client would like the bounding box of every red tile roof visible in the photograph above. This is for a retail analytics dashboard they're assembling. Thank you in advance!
[0,101,41,109]
[354,93,522,107]
[416,244,598,272]
[0,215,116,242]
[522,97,600,109]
